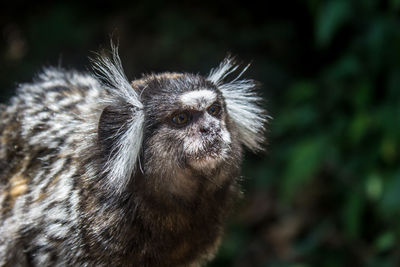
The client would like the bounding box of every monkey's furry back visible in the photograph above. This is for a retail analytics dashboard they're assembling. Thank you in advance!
[0,50,266,266]
[0,69,109,265]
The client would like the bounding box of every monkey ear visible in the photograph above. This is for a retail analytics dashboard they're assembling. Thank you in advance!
[98,104,144,195]
[92,43,144,194]
[207,57,268,152]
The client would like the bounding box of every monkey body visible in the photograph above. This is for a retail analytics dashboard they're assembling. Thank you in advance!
[0,51,266,266]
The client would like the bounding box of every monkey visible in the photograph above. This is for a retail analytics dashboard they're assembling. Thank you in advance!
[0,46,267,266]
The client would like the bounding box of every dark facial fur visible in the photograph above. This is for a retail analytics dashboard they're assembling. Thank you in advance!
[0,50,266,266]
[136,74,242,200]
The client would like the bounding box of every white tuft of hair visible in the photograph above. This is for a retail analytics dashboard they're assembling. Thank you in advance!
[207,57,269,151]
[91,43,143,108]
[91,44,144,195]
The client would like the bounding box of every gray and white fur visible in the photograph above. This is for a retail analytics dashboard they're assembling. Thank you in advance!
[0,47,267,266]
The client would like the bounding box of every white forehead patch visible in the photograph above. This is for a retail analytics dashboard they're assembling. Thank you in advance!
[180,90,217,110]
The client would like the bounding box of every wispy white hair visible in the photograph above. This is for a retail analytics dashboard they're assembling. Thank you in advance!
[92,44,144,195]
[207,57,268,151]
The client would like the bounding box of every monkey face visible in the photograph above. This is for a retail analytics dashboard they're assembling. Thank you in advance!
[145,112,230,173]
[173,90,232,170]
[140,84,236,197]
[140,74,232,172]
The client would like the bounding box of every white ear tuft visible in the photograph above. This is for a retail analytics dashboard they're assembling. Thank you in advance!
[207,57,269,151]
[91,43,143,108]
[92,44,144,195]
[104,111,144,195]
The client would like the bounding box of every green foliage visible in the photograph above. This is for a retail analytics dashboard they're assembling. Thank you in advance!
[281,136,327,201]
[315,0,351,47]
[213,1,400,266]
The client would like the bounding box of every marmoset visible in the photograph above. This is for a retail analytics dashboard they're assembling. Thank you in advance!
[0,47,266,266]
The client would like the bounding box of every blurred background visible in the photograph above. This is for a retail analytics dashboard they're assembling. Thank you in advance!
[1,0,400,266]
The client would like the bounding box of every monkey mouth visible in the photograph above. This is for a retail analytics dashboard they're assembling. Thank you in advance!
[182,134,231,170]
[186,143,229,169]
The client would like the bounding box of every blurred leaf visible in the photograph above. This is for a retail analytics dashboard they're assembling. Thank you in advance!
[274,106,318,136]
[281,137,326,201]
[342,190,364,239]
[286,81,316,105]
[348,112,370,145]
[380,171,400,218]
[387,69,400,100]
[323,54,360,80]
[364,19,387,71]
[376,105,400,137]
[365,173,383,201]
[380,136,397,164]
[352,81,373,111]
[294,221,330,255]
[375,232,395,252]
[315,0,351,47]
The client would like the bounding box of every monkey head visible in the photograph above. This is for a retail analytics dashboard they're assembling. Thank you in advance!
[95,53,267,199]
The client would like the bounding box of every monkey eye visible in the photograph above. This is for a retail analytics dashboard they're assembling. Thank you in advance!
[171,112,191,126]
[207,103,221,117]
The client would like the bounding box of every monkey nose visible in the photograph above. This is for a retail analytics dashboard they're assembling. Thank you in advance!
[200,125,210,134]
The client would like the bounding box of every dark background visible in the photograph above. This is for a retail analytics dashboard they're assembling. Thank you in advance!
[2,1,400,266]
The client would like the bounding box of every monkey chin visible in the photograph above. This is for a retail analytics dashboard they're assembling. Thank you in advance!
[188,156,219,170]
[187,149,227,171]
